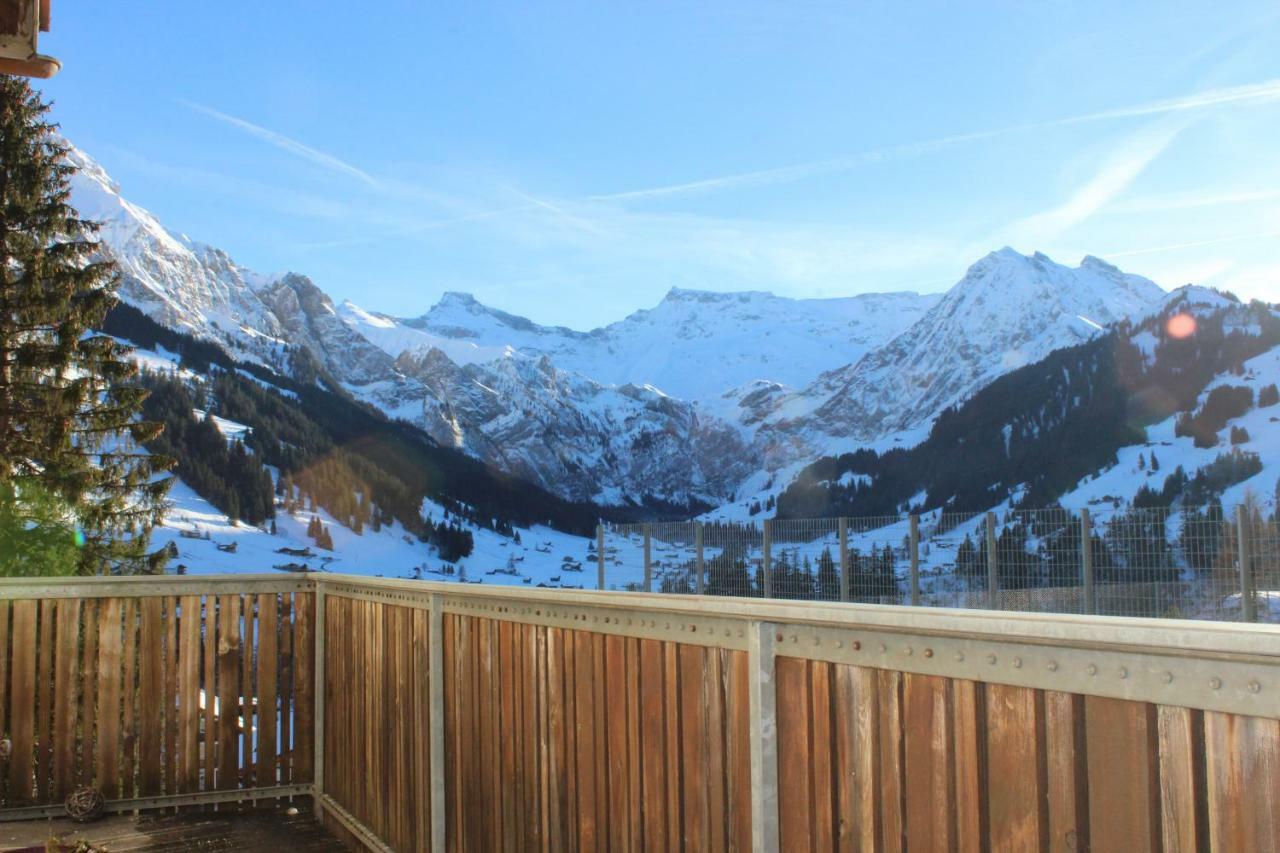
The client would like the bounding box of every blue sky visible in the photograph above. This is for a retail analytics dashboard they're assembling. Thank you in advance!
[39,1,1280,328]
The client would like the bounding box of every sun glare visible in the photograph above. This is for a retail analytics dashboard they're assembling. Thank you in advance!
[1166,313,1197,339]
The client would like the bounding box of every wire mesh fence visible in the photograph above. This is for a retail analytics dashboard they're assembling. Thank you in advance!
[599,501,1279,623]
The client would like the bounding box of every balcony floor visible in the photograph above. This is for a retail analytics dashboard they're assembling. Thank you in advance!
[0,802,343,852]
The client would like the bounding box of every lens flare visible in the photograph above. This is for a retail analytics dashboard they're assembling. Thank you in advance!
[73,528,86,548]
[1166,313,1196,339]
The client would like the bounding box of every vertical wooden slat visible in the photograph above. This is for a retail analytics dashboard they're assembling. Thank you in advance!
[776,656,813,851]
[78,600,98,789]
[592,632,608,851]
[833,664,874,853]
[294,591,314,784]
[903,672,955,852]
[93,598,122,800]
[465,613,482,852]
[1159,706,1206,853]
[443,612,459,851]
[1205,710,1280,851]
[706,648,729,853]
[216,594,240,790]
[499,619,516,853]
[663,640,682,853]
[544,625,564,853]
[177,595,201,793]
[573,629,598,851]
[680,643,710,851]
[624,637,643,852]
[256,593,279,789]
[809,660,835,852]
[35,600,54,803]
[728,649,752,853]
[240,597,255,788]
[119,599,137,799]
[136,597,163,796]
[201,596,217,792]
[639,637,667,848]
[395,607,411,851]
[165,597,179,797]
[0,601,10,796]
[1045,691,1088,852]
[278,593,293,784]
[605,633,629,851]
[8,601,37,804]
[412,608,431,851]
[52,598,81,800]
[952,679,986,853]
[1085,695,1161,852]
[877,668,905,853]
[986,683,1047,852]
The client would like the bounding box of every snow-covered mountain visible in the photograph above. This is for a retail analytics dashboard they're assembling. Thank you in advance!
[746,248,1166,463]
[67,148,283,357]
[395,348,752,504]
[70,143,1180,509]
[67,146,750,505]
[351,287,937,412]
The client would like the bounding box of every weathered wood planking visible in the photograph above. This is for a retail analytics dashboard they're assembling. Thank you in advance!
[773,655,1280,853]
[438,612,751,853]
[5,581,1280,852]
[0,591,304,812]
[321,596,431,851]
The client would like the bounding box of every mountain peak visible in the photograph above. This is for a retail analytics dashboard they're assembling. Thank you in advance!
[437,291,481,308]
[662,286,773,304]
[1080,254,1119,272]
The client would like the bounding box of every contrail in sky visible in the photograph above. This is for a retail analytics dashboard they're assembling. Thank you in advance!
[592,78,1280,202]
[180,100,380,188]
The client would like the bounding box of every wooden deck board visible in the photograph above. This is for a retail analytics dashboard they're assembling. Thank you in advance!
[0,804,343,852]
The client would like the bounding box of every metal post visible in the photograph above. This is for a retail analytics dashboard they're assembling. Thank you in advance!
[838,518,850,603]
[761,520,773,599]
[1081,508,1096,615]
[428,593,447,851]
[1237,505,1256,623]
[695,522,705,595]
[748,621,780,851]
[597,524,606,591]
[909,514,921,607]
[985,512,999,610]
[642,525,652,593]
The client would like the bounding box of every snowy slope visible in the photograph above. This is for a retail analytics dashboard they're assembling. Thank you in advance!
[351,287,937,412]
[155,479,604,586]
[747,249,1165,461]
[1059,340,1280,513]
[67,147,286,362]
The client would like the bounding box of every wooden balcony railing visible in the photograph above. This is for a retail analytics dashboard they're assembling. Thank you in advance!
[2,574,1278,851]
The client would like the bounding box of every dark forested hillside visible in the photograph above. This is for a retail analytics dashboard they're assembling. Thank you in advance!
[103,303,625,539]
[778,294,1280,518]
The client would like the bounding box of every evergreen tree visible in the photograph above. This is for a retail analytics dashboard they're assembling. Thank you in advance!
[816,546,840,601]
[0,78,171,574]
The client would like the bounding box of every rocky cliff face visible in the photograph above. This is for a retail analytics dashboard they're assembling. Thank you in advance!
[396,347,753,505]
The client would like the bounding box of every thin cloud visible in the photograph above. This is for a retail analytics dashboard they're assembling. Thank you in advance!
[593,78,1280,203]
[501,186,605,236]
[180,100,379,187]
[999,122,1186,245]
[1102,230,1280,259]
[1110,188,1280,214]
